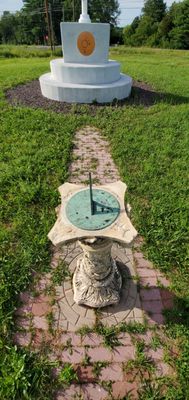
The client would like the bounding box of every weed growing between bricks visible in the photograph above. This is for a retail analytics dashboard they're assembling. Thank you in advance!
[77,321,147,349]
[51,261,71,285]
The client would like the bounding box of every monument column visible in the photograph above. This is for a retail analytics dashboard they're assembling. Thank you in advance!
[79,0,91,23]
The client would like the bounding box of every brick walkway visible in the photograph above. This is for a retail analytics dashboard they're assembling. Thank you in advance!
[14,126,175,399]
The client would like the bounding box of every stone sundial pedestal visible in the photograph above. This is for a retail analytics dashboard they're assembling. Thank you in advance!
[48,178,137,308]
[39,0,132,103]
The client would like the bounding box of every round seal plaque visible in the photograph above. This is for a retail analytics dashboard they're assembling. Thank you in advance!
[77,31,95,56]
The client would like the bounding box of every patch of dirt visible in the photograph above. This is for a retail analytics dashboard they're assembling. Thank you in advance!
[6,79,163,114]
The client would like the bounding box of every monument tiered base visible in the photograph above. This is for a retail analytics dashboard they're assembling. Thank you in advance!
[39,72,132,103]
[39,21,132,104]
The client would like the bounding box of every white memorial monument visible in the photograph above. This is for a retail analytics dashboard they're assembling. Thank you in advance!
[39,0,132,103]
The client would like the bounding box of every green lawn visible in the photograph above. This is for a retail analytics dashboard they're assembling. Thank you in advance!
[0,46,189,399]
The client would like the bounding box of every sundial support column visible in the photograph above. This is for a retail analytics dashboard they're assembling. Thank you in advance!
[74,238,122,307]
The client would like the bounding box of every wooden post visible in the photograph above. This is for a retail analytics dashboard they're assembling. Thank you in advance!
[44,0,53,52]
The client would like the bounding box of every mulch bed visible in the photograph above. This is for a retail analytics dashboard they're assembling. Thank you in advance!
[6,79,163,114]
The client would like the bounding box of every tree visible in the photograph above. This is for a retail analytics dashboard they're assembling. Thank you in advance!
[111,26,123,45]
[0,12,18,43]
[22,0,50,44]
[168,0,189,49]
[142,0,166,23]
[132,16,158,46]
[122,0,189,49]
[63,0,120,26]
[123,17,140,45]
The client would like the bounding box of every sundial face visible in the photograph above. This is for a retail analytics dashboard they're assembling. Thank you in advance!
[77,31,95,56]
[48,180,138,246]
[66,188,120,231]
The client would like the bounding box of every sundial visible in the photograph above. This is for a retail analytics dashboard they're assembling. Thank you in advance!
[48,175,137,308]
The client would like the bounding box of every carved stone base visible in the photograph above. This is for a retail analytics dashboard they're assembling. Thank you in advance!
[73,238,122,308]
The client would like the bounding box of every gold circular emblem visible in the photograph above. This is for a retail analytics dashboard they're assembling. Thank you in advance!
[77,32,95,56]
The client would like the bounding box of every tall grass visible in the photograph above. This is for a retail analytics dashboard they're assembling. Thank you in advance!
[0,45,62,58]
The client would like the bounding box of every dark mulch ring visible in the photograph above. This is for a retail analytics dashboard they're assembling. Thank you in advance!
[6,79,164,115]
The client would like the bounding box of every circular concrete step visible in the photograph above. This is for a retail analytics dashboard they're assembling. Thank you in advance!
[39,73,132,104]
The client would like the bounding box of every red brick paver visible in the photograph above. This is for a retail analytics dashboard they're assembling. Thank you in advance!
[55,385,81,400]
[112,381,138,399]
[81,333,102,347]
[81,383,108,400]
[60,347,85,363]
[87,346,112,362]
[76,365,96,383]
[112,346,135,362]
[100,363,124,381]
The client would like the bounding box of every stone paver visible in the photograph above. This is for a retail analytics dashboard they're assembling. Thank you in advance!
[145,347,164,361]
[59,332,82,346]
[13,126,175,400]
[100,363,124,381]
[112,381,138,399]
[33,316,49,330]
[81,383,109,400]
[81,333,102,347]
[75,365,96,383]
[13,332,32,347]
[55,385,81,400]
[142,300,163,313]
[140,288,161,301]
[32,296,51,317]
[60,346,85,363]
[87,346,112,362]
[117,332,133,346]
[136,330,154,345]
[112,346,135,362]
[156,361,172,377]
[146,313,165,325]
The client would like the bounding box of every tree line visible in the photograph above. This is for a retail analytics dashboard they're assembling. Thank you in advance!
[0,0,121,45]
[0,0,188,49]
[123,0,189,49]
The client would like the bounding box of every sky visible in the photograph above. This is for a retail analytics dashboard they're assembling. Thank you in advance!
[0,0,180,26]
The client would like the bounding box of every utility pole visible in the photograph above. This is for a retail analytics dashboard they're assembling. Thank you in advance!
[62,4,65,22]
[49,3,55,51]
[73,0,75,21]
[44,0,53,52]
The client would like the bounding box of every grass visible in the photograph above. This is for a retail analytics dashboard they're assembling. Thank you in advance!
[0,46,188,398]
[124,339,155,376]
[0,347,57,400]
[110,46,189,98]
[92,361,109,378]
[58,363,78,387]
[0,44,62,58]
[0,55,87,399]
[51,261,71,285]
[77,321,147,349]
